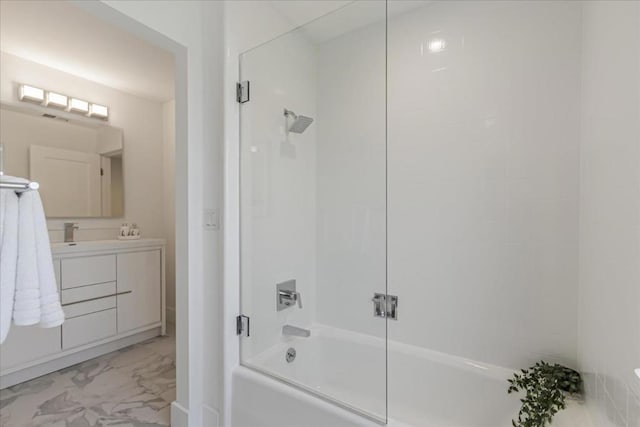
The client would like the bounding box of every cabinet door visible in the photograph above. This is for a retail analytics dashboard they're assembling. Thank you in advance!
[116,250,161,333]
[0,260,62,371]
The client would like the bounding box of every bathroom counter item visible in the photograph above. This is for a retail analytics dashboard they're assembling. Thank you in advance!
[118,235,141,241]
[0,238,166,388]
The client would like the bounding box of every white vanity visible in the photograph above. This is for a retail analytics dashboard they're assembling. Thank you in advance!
[0,238,165,388]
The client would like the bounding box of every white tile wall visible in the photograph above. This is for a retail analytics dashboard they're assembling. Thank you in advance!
[239,29,318,358]
[386,0,582,369]
[315,9,387,339]
[314,0,583,370]
[578,2,640,426]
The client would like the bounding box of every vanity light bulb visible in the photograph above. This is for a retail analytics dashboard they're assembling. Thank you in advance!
[69,98,89,113]
[46,92,68,108]
[19,84,45,103]
[89,103,108,119]
[428,39,446,53]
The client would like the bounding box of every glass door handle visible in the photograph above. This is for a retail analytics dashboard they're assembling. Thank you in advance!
[372,293,398,320]
[372,293,387,318]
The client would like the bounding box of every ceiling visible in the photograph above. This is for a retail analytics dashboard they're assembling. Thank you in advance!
[268,0,428,45]
[0,1,175,102]
[269,1,353,29]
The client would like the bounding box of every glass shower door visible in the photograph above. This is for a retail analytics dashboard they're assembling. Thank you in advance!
[238,1,387,422]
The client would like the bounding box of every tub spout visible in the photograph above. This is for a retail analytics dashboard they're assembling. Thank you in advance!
[282,325,310,338]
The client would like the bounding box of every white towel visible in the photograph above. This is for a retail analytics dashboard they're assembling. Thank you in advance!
[10,177,64,330]
[14,188,65,327]
[0,187,19,343]
[31,192,64,328]
[13,181,41,325]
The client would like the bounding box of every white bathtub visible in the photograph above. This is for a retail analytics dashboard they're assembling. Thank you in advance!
[232,324,592,427]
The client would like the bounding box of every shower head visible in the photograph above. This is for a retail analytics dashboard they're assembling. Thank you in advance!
[284,109,314,134]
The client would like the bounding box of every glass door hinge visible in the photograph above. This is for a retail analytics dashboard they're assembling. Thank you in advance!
[237,81,250,103]
[236,315,250,337]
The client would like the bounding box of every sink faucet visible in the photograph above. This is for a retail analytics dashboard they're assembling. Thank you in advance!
[282,325,310,338]
[64,223,79,243]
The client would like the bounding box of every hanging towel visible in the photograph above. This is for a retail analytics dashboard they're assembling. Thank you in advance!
[0,186,19,343]
[11,178,64,330]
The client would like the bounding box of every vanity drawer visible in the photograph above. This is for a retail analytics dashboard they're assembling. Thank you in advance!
[62,308,116,350]
[61,282,116,304]
[63,296,116,319]
[61,255,116,289]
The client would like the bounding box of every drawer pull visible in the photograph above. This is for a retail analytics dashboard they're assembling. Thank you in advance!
[62,291,132,307]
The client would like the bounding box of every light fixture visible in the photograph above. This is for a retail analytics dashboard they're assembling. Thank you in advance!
[89,103,108,119]
[45,91,68,109]
[428,39,446,53]
[19,84,45,103]
[18,84,109,120]
[69,98,89,114]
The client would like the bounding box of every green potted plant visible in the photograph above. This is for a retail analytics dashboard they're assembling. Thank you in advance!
[507,361,582,427]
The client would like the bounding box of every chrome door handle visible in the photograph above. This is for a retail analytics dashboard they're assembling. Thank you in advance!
[372,293,398,320]
[372,293,386,318]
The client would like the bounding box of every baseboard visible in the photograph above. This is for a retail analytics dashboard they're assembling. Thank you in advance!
[203,404,220,427]
[167,306,176,324]
[171,401,189,427]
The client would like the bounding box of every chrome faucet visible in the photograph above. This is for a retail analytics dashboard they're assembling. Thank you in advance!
[64,222,79,243]
[282,325,310,338]
[276,280,303,311]
[278,289,302,309]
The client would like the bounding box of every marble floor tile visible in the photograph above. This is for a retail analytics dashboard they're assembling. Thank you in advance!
[0,335,175,427]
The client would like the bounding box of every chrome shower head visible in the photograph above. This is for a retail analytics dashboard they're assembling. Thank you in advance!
[284,109,314,134]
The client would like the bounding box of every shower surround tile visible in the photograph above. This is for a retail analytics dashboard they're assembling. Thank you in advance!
[0,335,175,427]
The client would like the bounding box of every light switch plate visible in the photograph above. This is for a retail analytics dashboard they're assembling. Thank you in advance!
[204,209,219,230]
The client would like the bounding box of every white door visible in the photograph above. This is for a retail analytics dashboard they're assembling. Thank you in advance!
[116,250,161,333]
[30,145,101,217]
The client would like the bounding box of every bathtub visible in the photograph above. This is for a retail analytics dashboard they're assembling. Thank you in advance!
[232,324,592,427]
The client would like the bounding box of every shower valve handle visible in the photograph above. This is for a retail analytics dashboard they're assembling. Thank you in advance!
[278,289,302,309]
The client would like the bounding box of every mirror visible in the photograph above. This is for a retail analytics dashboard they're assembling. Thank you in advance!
[0,103,124,218]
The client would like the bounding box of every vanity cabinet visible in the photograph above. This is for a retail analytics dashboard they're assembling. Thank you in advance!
[116,250,161,333]
[61,254,116,289]
[0,239,165,388]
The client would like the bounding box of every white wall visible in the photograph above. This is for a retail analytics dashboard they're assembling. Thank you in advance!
[0,52,165,241]
[163,100,176,324]
[578,2,640,426]
[90,2,224,426]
